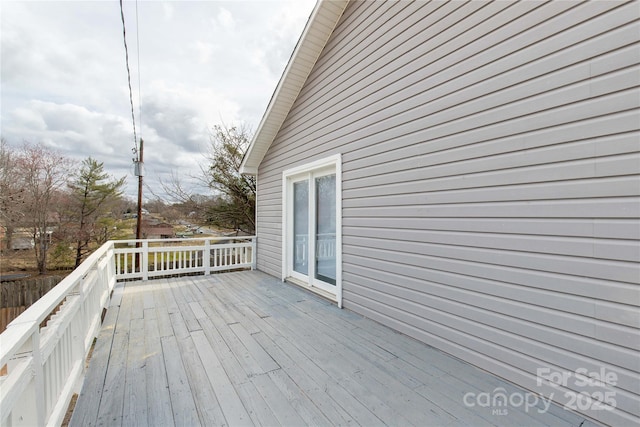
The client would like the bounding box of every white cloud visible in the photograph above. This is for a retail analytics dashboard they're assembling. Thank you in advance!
[190,41,214,64]
[10,108,48,132]
[162,2,174,21]
[216,7,236,30]
[0,0,316,199]
[6,100,131,157]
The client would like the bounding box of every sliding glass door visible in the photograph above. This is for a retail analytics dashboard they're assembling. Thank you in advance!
[285,158,340,298]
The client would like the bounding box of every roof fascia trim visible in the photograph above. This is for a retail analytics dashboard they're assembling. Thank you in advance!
[240,0,349,175]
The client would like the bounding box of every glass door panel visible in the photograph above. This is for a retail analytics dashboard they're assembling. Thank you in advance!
[315,174,336,285]
[293,180,309,275]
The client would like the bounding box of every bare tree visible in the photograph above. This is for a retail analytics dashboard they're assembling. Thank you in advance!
[157,170,212,219]
[203,124,256,234]
[0,138,25,250]
[15,143,74,274]
[157,123,255,234]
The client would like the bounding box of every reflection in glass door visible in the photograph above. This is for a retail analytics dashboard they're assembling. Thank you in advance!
[293,180,308,275]
[315,174,336,285]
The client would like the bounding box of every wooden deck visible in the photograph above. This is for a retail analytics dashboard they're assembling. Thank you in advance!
[70,271,592,426]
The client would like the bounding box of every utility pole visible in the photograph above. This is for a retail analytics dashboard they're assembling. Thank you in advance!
[135,138,144,240]
[135,138,144,271]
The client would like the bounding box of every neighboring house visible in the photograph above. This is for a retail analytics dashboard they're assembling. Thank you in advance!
[5,228,53,250]
[241,1,639,425]
[140,221,175,239]
[10,234,34,251]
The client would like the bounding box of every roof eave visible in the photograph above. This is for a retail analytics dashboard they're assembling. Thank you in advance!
[240,0,349,175]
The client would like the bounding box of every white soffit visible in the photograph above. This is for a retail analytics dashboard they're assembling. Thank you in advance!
[240,0,349,175]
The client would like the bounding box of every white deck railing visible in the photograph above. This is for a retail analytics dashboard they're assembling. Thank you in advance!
[114,236,256,280]
[0,236,255,426]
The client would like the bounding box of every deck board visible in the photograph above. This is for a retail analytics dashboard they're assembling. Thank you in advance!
[178,331,227,426]
[122,317,147,427]
[191,329,252,425]
[95,283,131,426]
[71,271,591,426]
[143,301,174,427]
[161,334,200,426]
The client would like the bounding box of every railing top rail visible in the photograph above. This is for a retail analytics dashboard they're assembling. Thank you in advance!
[112,236,256,245]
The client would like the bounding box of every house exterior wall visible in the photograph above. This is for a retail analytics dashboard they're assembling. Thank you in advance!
[256,1,640,425]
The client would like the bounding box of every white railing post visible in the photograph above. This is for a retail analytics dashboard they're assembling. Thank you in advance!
[115,251,121,276]
[142,240,149,281]
[251,237,257,270]
[204,239,211,275]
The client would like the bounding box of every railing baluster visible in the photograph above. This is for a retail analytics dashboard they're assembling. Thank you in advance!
[33,331,45,426]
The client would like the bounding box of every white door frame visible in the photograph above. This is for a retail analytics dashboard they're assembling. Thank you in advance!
[282,154,342,307]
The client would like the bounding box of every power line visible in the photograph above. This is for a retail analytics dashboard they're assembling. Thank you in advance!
[119,0,138,157]
[119,0,145,249]
[135,0,142,140]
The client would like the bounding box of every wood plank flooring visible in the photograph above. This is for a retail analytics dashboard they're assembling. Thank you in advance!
[70,271,593,426]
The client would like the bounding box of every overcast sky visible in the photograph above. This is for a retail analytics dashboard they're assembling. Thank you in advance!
[1,0,316,200]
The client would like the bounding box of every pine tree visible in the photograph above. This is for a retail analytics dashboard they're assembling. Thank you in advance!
[68,157,126,267]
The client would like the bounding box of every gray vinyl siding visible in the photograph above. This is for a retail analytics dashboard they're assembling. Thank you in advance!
[255,1,640,425]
